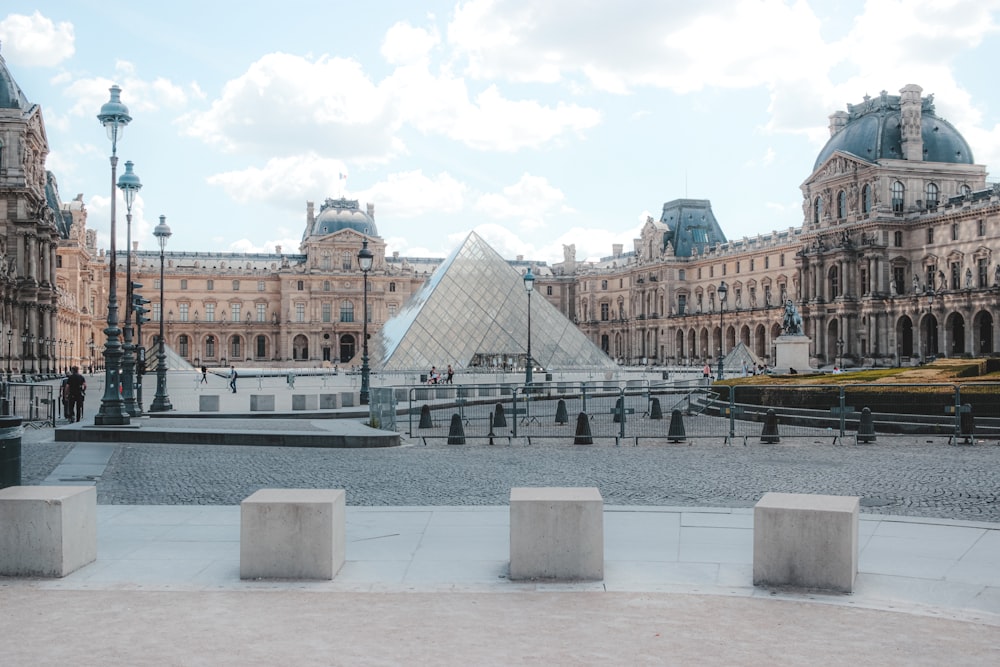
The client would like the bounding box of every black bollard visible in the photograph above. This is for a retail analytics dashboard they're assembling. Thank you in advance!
[418,404,433,429]
[856,406,876,444]
[574,412,593,445]
[760,409,780,444]
[667,409,686,443]
[650,397,663,420]
[493,403,507,428]
[0,416,23,489]
[959,403,975,443]
[447,413,466,445]
[555,399,569,425]
[612,397,625,423]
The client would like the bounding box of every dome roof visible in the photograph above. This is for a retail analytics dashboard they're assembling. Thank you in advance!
[307,197,377,238]
[813,89,973,171]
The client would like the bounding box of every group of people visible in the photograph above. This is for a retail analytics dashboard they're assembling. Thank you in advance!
[427,365,454,385]
[58,366,87,422]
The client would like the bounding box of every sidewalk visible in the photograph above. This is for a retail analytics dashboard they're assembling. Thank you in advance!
[2,504,998,665]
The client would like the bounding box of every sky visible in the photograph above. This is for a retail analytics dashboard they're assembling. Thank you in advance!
[2,1,1000,265]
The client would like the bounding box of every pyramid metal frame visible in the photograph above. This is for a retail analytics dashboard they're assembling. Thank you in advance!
[374,232,617,373]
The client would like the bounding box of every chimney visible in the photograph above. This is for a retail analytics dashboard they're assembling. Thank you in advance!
[828,110,848,137]
[392,251,399,259]
[275,245,282,255]
[899,84,924,161]
[613,243,623,257]
[367,203,375,219]
[306,201,314,225]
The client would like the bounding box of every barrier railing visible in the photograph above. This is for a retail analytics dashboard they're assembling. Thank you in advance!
[0,382,56,428]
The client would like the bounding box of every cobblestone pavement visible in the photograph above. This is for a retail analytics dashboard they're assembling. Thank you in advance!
[20,428,1000,522]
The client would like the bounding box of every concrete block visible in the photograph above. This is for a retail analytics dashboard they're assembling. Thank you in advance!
[509,487,603,581]
[753,492,859,593]
[240,488,346,580]
[292,394,318,411]
[0,486,97,577]
[339,392,355,408]
[199,395,220,412]
[250,394,275,411]
[319,393,338,410]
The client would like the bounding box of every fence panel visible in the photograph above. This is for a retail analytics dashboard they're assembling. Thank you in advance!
[1,383,55,427]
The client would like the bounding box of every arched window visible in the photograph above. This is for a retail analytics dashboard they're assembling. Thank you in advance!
[230,335,241,358]
[837,190,846,219]
[925,182,939,209]
[179,335,189,357]
[891,181,905,213]
[960,184,972,197]
[813,196,822,223]
[255,335,267,359]
[862,184,872,213]
[340,300,354,322]
[205,335,216,358]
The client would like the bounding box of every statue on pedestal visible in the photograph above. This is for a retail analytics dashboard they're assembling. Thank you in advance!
[782,300,804,336]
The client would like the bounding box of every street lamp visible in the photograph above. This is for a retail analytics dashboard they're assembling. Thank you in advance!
[150,215,173,412]
[118,160,142,416]
[28,333,35,374]
[95,84,132,426]
[6,329,12,379]
[357,238,373,405]
[717,280,728,380]
[523,267,535,385]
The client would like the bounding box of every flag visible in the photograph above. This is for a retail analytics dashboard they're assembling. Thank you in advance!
[339,172,347,181]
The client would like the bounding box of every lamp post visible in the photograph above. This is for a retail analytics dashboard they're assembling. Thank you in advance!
[357,238,373,405]
[523,267,535,385]
[6,329,12,379]
[716,280,728,380]
[28,333,35,374]
[118,160,142,415]
[94,85,132,426]
[150,215,173,412]
[88,339,94,373]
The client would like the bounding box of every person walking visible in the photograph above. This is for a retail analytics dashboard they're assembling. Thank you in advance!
[229,365,238,393]
[59,372,72,421]
[66,366,87,423]
[446,364,454,384]
[287,370,296,389]
[200,365,208,383]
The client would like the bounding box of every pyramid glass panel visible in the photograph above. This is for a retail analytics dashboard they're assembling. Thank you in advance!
[374,232,617,372]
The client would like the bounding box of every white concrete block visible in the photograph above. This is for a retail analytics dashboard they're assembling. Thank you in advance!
[250,394,275,411]
[0,485,97,577]
[753,492,859,593]
[339,392,355,408]
[292,394,318,411]
[509,487,603,581]
[199,395,220,412]
[240,488,345,580]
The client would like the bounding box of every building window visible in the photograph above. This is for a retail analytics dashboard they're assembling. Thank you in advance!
[978,257,988,288]
[230,336,241,358]
[860,268,867,295]
[749,259,755,271]
[388,304,397,318]
[257,280,265,292]
[257,303,267,322]
[546,286,552,296]
[894,231,903,247]
[322,303,332,323]
[152,303,161,322]
[813,196,822,223]
[207,279,214,290]
[179,335,189,357]
[321,255,331,270]
[893,266,905,294]
[179,303,189,322]
[837,190,846,218]
[231,303,241,322]
[926,265,937,290]
[862,184,872,214]
[205,303,215,322]
[829,266,839,299]
[256,335,266,358]
[323,280,330,291]
[697,268,702,279]
[233,280,240,291]
[205,335,215,358]
[960,184,972,196]
[297,280,304,291]
[600,303,609,321]
[779,254,785,267]
[180,279,188,290]
[153,279,160,289]
[601,280,608,290]
[764,256,769,269]
[891,181,904,212]
[950,262,961,290]
[926,183,939,209]
[927,227,934,244]
[341,251,352,271]
[978,219,986,236]
[389,282,396,292]
[678,269,686,280]
[56,255,63,268]
[340,301,354,322]
[951,223,958,241]
[735,261,740,274]
[295,303,305,322]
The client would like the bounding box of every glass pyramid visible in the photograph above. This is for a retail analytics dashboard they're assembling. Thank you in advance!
[374,231,617,373]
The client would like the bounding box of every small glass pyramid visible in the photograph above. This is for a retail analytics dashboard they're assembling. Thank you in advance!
[374,231,617,372]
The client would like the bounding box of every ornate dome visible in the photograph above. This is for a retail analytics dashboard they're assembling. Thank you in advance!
[813,88,973,171]
[307,197,377,238]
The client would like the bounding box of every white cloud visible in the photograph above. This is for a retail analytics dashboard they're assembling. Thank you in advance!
[228,237,301,254]
[475,173,568,218]
[0,12,74,67]
[353,170,467,218]
[381,22,440,65]
[207,153,349,204]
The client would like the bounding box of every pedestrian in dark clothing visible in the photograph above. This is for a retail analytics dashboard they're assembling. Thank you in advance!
[229,365,238,393]
[66,366,87,422]
[200,365,208,383]
[446,365,454,384]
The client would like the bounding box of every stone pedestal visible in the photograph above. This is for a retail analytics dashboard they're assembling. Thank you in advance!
[250,395,275,411]
[509,487,603,581]
[753,492,859,592]
[0,486,97,577]
[774,335,811,374]
[319,393,339,409]
[292,394,318,411]
[240,488,345,580]
[199,395,220,412]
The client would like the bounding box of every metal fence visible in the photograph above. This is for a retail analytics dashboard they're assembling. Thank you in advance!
[400,381,1000,446]
[0,382,56,428]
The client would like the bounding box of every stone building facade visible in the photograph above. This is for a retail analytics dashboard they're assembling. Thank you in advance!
[549,85,999,368]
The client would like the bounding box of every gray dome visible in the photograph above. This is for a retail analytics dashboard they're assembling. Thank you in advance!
[308,197,377,238]
[814,90,973,170]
